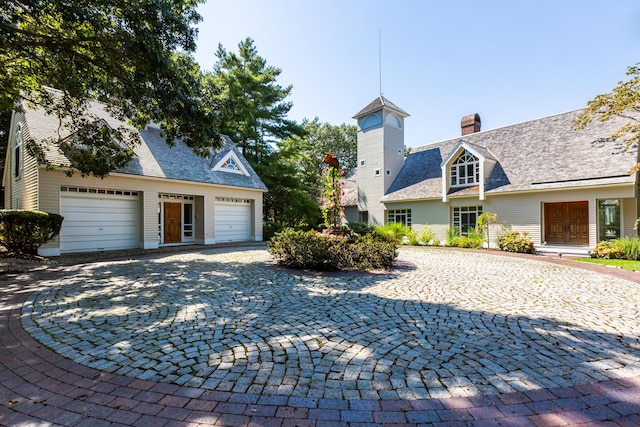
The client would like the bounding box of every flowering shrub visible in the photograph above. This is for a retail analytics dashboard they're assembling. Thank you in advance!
[591,240,625,259]
[268,228,398,271]
[497,231,535,253]
[321,165,346,229]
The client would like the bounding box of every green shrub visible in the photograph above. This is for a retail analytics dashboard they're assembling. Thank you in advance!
[445,228,460,247]
[592,240,625,259]
[432,238,441,246]
[497,231,535,254]
[347,222,375,236]
[376,223,408,242]
[263,221,284,241]
[268,228,398,271]
[467,227,485,249]
[350,231,399,270]
[418,224,436,245]
[617,237,640,260]
[405,227,420,245]
[0,210,64,255]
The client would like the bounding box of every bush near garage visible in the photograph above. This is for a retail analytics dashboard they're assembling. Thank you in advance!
[0,210,64,255]
[268,227,398,271]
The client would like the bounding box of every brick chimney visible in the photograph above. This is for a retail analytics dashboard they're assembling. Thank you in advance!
[461,113,481,135]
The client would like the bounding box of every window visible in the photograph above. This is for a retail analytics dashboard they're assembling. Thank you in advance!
[359,211,369,223]
[183,203,194,240]
[387,209,411,227]
[450,150,479,186]
[598,199,620,241]
[360,159,366,167]
[221,157,238,171]
[374,168,381,176]
[14,123,22,178]
[453,206,482,236]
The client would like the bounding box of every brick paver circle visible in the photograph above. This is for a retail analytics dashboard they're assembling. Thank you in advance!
[20,247,640,402]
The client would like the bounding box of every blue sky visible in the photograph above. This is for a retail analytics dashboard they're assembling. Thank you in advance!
[194,0,640,148]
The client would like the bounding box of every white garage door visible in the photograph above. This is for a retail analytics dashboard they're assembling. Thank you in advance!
[60,188,140,253]
[215,198,252,242]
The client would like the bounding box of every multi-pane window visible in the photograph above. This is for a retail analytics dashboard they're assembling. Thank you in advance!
[450,151,479,186]
[598,199,620,241]
[222,157,238,170]
[453,206,482,236]
[387,209,411,227]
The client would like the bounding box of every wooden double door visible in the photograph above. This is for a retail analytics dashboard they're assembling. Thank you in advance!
[544,201,589,244]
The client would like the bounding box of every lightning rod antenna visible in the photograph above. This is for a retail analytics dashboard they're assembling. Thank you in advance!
[379,29,383,96]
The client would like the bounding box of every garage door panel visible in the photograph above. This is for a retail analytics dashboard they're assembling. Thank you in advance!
[215,201,251,243]
[60,193,139,253]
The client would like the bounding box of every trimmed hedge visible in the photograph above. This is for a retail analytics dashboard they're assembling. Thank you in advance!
[0,210,64,255]
[268,228,398,271]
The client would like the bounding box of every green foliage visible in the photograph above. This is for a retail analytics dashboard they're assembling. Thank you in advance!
[347,222,375,236]
[497,231,535,254]
[210,37,304,163]
[257,157,321,228]
[418,224,436,246]
[1,0,217,177]
[591,240,625,259]
[268,228,398,271]
[574,62,640,171]
[593,237,640,260]
[321,165,345,229]
[0,210,63,255]
[445,228,460,247]
[616,237,640,260]
[376,223,407,244]
[279,119,357,202]
[476,212,498,248]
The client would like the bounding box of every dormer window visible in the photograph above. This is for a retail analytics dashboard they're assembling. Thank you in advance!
[221,157,239,171]
[212,151,249,176]
[450,150,479,186]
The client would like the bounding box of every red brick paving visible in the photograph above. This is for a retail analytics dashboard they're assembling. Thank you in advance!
[1,257,640,426]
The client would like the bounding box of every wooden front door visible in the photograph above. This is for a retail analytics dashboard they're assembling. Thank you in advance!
[544,201,589,244]
[164,202,182,244]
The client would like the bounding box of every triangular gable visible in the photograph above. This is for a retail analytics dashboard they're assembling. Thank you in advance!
[440,140,492,168]
[441,140,498,202]
[212,150,250,176]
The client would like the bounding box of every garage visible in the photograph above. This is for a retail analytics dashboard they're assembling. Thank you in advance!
[214,198,252,242]
[59,187,140,253]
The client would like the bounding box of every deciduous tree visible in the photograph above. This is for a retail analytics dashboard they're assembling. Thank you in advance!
[1,0,220,177]
[575,63,640,171]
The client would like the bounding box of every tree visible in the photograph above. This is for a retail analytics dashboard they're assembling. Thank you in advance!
[1,0,221,177]
[280,118,357,203]
[574,63,640,171]
[209,37,304,163]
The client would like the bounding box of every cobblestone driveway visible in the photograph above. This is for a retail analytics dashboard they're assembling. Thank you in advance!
[21,247,640,401]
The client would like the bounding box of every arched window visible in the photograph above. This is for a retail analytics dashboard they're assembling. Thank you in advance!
[450,150,479,186]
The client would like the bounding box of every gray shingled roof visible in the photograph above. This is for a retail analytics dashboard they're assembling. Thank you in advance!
[22,93,267,191]
[383,109,638,202]
[353,95,410,119]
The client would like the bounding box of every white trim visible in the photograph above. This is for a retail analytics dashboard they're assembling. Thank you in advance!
[212,151,250,176]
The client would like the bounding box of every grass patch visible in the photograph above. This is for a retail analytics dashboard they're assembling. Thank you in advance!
[573,257,640,271]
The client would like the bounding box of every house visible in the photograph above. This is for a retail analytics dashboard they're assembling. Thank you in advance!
[3,90,267,256]
[348,95,639,249]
